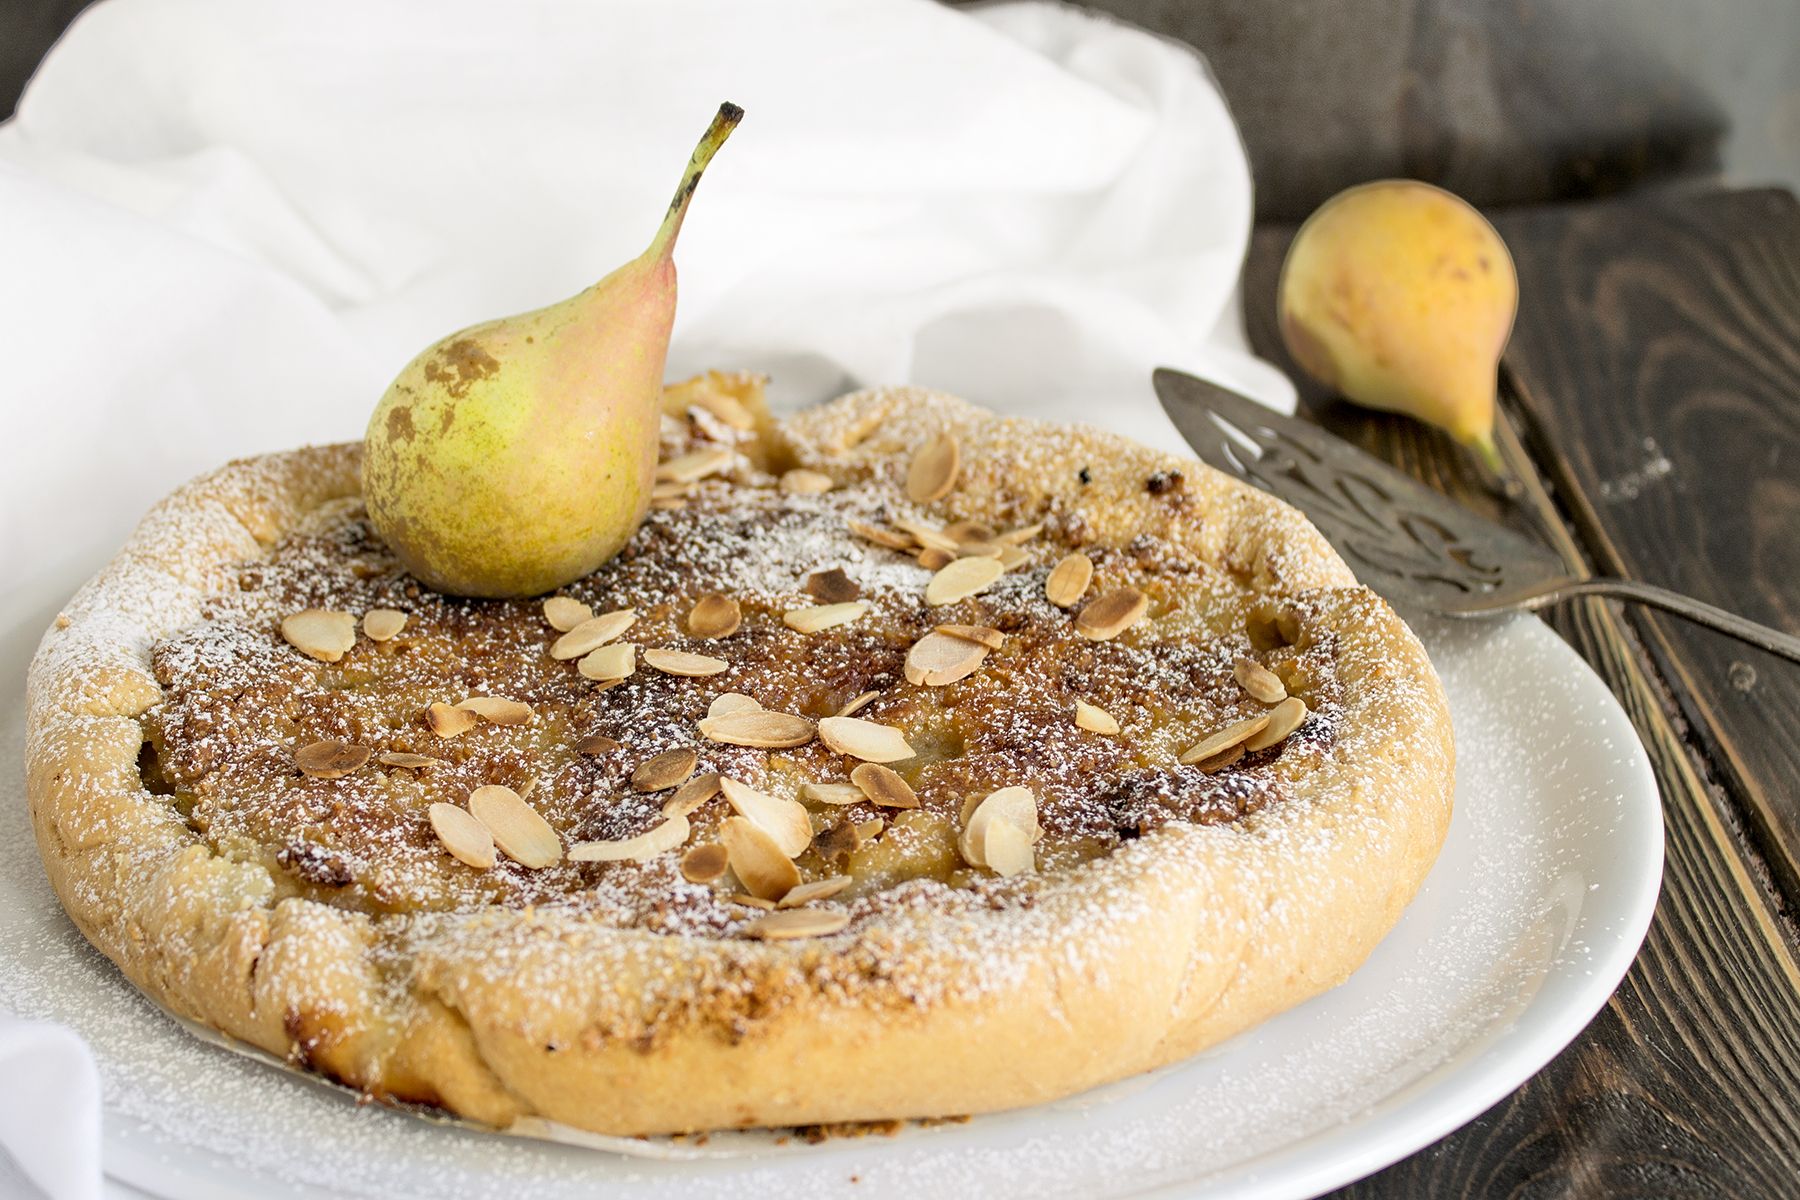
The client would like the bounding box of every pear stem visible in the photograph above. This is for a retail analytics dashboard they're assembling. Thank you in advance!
[648,102,744,261]
[1468,429,1523,497]
[1470,430,1505,475]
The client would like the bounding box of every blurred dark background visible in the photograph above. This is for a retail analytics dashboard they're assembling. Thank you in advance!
[7,0,1794,219]
[1076,0,1800,217]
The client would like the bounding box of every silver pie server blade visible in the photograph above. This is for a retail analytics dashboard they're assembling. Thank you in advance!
[1153,367,1800,664]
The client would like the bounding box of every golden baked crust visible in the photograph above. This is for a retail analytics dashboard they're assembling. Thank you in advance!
[25,386,1453,1134]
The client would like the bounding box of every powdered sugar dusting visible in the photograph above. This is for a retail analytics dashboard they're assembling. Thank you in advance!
[21,389,1484,1178]
[90,394,1385,943]
[0,609,1660,1197]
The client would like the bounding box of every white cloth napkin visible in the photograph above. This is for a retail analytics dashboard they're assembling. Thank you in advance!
[0,1016,101,1200]
[0,1,1278,1195]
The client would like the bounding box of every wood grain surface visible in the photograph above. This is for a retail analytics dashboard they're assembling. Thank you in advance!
[1242,189,1800,1197]
[1500,189,1800,903]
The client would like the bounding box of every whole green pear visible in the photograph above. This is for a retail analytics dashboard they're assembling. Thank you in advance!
[362,103,743,597]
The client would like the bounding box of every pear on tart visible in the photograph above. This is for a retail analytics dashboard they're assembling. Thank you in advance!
[363,103,743,598]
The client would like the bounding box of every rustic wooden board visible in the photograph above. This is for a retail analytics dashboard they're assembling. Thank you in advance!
[1242,196,1800,1197]
[1497,188,1800,903]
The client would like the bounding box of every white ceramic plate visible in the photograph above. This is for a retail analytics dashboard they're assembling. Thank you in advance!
[0,609,1661,1200]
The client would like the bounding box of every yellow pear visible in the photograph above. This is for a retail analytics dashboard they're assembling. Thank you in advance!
[363,103,743,598]
[1277,180,1517,470]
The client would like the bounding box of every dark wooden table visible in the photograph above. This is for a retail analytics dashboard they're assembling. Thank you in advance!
[1242,185,1800,1198]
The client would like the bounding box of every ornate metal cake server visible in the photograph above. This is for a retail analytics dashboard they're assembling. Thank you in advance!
[1153,367,1800,664]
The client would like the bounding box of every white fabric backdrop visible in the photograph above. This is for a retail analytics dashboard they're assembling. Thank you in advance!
[0,2,1280,1194]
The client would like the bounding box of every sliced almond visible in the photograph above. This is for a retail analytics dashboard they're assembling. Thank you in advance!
[743,908,850,940]
[981,817,1036,878]
[707,692,762,719]
[642,647,729,678]
[664,771,722,818]
[682,379,756,430]
[850,762,920,809]
[731,894,778,910]
[855,816,886,842]
[1074,700,1121,735]
[1044,553,1094,608]
[362,609,407,642]
[426,702,478,739]
[1178,714,1272,765]
[1233,657,1288,705]
[718,816,802,901]
[1244,696,1308,752]
[917,546,955,571]
[568,814,691,863]
[429,803,495,869]
[925,555,1003,606]
[573,732,622,755]
[783,601,868,634]
[689,402,752,435]
[959,792,987,825]
[801,782,867,806]
[679,842,730,883]
[777,875,854,908]
[973,786,1038,832]
[655,445,735,484]
[543,595,593,632]
[995,544,1030,571]
[651,479,695,501]
[686,594,741,639]
[280,609,357,662]
[699,709,816,749]
[1192,743,1245,774]
[1075,587,1149,641]
[650,496,687,511]
[632,747,698,792]
[551,608,637,660]
[378,751,442,769]
[959,786,1039,869]
[847,519,913,551]
[720,777,813,857]
[944,519,995,546]
[998,523,1044,545]
[817,716,914,763]
[906,432,961,504]
[835,690,879,717]
[456,696,533,726]
[962,789,1045,844]
[957,816,1015,874]
[904,631,989,687]
[578,642,636,682]
[468,784,561,868]
[804,568,861,604]
[294,739,370,779]
[778,468,835,495]
[936,624,1004,650]
[893,517,959,555]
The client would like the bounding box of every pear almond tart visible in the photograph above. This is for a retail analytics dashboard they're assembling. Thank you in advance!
[25,378,1453,1136]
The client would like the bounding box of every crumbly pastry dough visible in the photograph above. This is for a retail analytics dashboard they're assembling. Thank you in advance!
[25,386,1453,1135]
